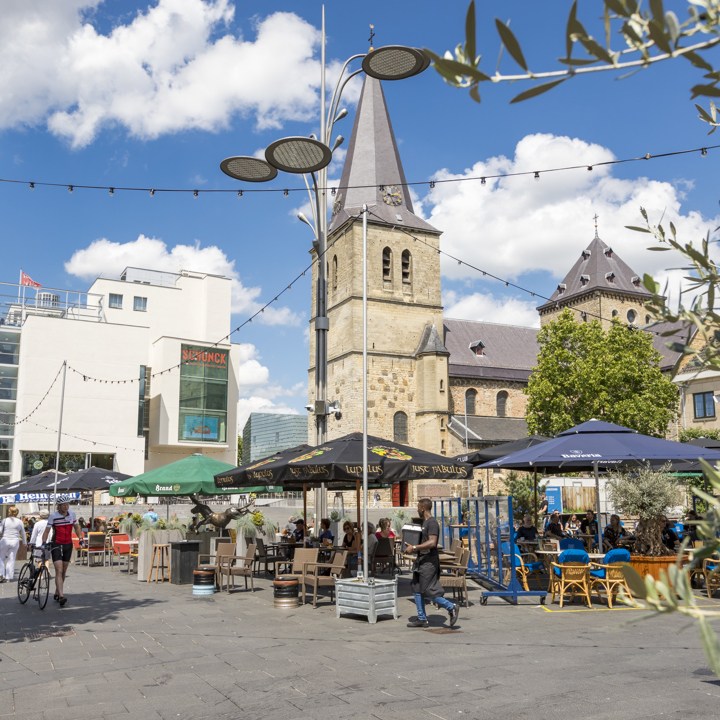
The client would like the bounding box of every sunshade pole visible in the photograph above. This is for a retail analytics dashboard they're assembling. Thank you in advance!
[594,461,602,552]
[52,361,67,512]
[362,203,369,580]
[533,468,538,526]
[91,492,94,528]
[303,483,307,539]
[356,479,360,530]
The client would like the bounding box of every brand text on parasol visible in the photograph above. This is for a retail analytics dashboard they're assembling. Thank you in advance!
[155,484,181,492]
[215,476,235,487]
[345,465,383,476]
[561,452,602,458]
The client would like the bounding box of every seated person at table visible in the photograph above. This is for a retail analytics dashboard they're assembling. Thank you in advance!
[341,521,359,550]
[318,518,333,544]
[565,513,579,535]
[361,522,378,562]
[293,518,306,542]
[661,515,679,550]
[376,518,396,539]
[93,518,107,533]
[579,510,598,537]
[515,514,539,543]
[544,512,565,540]
[683,509,702,544]
[603,514,628,550]
[187,516,199,533]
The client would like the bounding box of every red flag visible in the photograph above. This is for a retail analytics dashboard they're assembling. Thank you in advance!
[20,271,41,288]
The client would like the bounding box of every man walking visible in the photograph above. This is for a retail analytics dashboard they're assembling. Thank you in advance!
[42,500,83,606]
[405,498,459,628]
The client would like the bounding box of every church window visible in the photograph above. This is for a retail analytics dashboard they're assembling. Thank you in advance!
[440,418,445,430]
[332,255,338,293]
[439,379,444,392]
[402,250,412,288]
[557,283,566,295]
[612,310,618,318]
[645,315,651,325]
[580,274,590,287]
[496,391,508,417]
[469,340,484,356]
[627,309,637,324]
[393,411,408,443]
[383,247,393,285]
[581,312,587,322]
[604,248,613,258]
[631,276,641,287]
[464,389,476,415]
[581,250,591,260]
[606,272,615,283]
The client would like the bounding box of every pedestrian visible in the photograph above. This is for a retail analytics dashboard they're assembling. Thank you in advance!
[143,506,159,522]
[30,509,51,569]
[373,490,380,508]
[0,506,27,582]
[42,500,84,606]
[405,498,459,628]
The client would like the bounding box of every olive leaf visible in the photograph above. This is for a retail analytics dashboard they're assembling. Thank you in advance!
[622,565,648,598]
[495,18,528,72]
[510,79,567,104]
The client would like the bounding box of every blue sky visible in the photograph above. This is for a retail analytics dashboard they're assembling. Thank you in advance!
[1,1,718,424]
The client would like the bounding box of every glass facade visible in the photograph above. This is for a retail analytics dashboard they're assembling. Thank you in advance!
[179,345,228,443]
[0,329,19,485]
[21,452,115,477]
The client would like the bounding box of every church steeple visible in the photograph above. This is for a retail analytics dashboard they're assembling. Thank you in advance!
[328,75,439,235]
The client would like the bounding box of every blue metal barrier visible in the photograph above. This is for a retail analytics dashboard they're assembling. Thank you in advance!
[433,496,547,605]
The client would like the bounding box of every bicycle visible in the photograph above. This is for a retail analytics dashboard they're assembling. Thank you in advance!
[17,545,50,610]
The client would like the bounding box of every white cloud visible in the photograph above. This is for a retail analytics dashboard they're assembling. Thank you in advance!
[64,234,301,324]
[237,397,301,429]
[427,133,720,307]
[443,290,540,328]
[0,2,336,147]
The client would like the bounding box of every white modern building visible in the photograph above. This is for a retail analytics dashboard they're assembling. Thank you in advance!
[0,267,241,485]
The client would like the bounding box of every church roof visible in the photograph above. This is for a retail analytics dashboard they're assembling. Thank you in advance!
[443,318,539,382]
[414,324,449,356]
[328,75,439,236]
[537,235,652,311]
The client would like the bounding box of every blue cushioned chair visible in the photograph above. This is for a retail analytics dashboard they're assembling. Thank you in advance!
[704,557,720,598]
[501,542,544,591]
[550,549,591,607]
[589,548,631,608]
[559,538,586,551]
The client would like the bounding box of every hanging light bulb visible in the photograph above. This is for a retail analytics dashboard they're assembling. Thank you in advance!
[702,148,708,156]
[193,190,199,198]
[534,172,540,181]
[237,190,243,198]
[480,177,486,185]
[68,185,73,194]
[284,189,289,197]
[29,182,35,190]
[109,188,114,195]
[150,189,155,196]
[430,181,435,189]
[587,166,593,172]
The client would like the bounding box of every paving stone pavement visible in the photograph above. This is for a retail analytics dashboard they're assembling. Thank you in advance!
[1,559,719,720]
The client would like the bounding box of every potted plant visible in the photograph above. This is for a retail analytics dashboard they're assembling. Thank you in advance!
[391,510,408,535]
[136,515,186,581]
[606,463,682,581]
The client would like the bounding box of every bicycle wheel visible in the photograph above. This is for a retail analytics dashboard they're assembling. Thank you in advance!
[17,563,32,604]
[36,566,50,610]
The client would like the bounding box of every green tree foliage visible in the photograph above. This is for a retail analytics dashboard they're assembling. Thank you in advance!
[502,470,548,525]
[679,427,720,442]
[426,0,720,132]
[525,310,679,437]
[237,435,243,465]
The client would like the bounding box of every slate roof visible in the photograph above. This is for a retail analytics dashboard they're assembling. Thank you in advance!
[448,415,529,443]
[644,319,693,373]
[537,236,652,311]
[443,318,539,382]
[328,75,439,235]
[414,324,449,356]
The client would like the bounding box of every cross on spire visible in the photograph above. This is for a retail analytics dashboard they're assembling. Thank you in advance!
[593,213,599,238]
[368,24,375,51]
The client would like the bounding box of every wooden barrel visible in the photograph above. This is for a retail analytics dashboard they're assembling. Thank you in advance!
[193,568,216,596]
[274,576,299,608]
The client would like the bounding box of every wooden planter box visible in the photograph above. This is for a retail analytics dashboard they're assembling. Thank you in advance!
[628,555,676,583]
[335,577,398,624]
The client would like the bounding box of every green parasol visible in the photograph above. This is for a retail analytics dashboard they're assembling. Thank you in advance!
[109,454,276,498]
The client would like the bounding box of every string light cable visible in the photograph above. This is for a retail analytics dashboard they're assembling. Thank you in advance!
[365,208,683,340]
[3,143,717,197]
[0,363,64,427]
[66,211,362,385]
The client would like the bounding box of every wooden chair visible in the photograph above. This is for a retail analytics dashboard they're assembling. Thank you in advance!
[109,534,130,572]
[440,549,471,608]
[302,550,347,607]
[704,557,720,598]
[198,542,235,589]
[550,549,592,608]
[589,548,632,608]
[81,532,107,567]
[218,543,256,593]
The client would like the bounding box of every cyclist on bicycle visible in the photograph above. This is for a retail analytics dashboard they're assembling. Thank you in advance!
[42,501,84,606]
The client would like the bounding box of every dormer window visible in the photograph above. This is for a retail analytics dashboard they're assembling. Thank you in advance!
[581,250,591,260]
[606,272,615,283]
[557,283,566,295]
[579,274,590,287]
[631,276,641,287]
[469,340,485,356]
[604,248,613,258]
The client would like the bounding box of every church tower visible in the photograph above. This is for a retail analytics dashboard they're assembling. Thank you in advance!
[308,76,450,455]
[537,232,653,330]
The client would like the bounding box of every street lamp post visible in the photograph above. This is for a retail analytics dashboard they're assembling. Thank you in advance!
[220,7,428,521]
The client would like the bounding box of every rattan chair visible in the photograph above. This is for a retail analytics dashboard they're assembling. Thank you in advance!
[440,549,471,607]
[589,548,632,608]
[501,542,544,591]
[254,537,286,577]
[550,549,592,608]
[705,556,720,598]
[218,543,256,593]
[302,550,347,607]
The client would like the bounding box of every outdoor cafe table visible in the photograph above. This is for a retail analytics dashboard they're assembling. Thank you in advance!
[535,548,605,576]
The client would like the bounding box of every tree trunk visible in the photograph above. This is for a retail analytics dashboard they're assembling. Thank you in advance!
[634,518,673,557]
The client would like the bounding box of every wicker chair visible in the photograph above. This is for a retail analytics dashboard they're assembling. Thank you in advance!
[589,548,631,608]
[550,549,592,608]
[705,557,720,598]
[440,549,471,607]
[218,543,256,593]
[302,550,347,607]
[501,542,544,591]
[288,548,319,585]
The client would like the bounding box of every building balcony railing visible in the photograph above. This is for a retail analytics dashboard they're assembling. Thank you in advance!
[0,282,105,327]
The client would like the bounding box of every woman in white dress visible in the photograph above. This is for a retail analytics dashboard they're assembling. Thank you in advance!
[0,506,27,581]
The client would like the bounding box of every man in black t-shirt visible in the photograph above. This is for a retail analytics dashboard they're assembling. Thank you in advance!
[405,498,459,628]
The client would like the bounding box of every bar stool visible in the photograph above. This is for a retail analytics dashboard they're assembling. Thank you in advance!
[148,544,171,583]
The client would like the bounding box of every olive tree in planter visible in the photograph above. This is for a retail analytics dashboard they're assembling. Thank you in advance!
[606,463,681,560]
[234,511,278,555]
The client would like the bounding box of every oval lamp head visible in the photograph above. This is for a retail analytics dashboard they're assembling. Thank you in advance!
[297,212,314,228]
[362,46,428,80]
[333,108,348,123]
[331,135,345,153]
[220,156,278,183]
[265,137,333,174]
